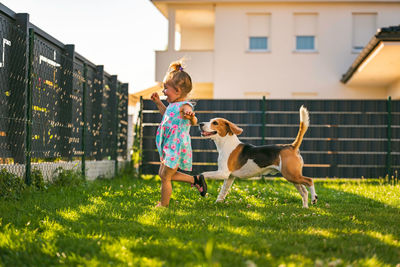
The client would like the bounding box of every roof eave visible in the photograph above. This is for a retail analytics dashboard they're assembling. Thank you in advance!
[341,26,400,84]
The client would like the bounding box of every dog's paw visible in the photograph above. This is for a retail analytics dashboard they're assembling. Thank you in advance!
[215,199,224,203]
[312,195,318,205]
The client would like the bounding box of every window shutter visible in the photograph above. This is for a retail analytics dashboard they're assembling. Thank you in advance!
[353,13,377,49]
[294,13,317,36]
[248,14,270,37]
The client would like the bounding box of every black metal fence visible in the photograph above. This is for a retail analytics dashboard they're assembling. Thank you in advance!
[0,4,129,182]
[139,98,399,179]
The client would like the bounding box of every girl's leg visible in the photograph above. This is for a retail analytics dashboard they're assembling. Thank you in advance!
[171,171,195,183]
[159,163,178,207]
[171,171,207,197]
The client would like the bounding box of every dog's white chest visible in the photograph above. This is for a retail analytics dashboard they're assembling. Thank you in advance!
[231,159,281,178]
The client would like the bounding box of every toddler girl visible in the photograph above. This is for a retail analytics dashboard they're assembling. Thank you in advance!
[151,59,207,207]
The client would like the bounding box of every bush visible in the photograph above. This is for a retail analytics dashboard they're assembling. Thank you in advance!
[0,169,26,200]
[51,167,86,187]
[31,168,46,190]
[119,162,135,176]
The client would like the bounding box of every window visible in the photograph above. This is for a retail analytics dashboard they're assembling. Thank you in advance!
[352,13,377,51]
[294,13,317,51]
[249,37,268,50]
[296,36,315,50]
[248,14,270,51]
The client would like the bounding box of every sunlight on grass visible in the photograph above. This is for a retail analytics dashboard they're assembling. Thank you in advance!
[322,179,400,207]
[0,225,35,251]
[304,228,337,239]
[68,256,103,266]
[78,203,101,216]
[366,231,399,247]
[1,177,400,266]
[239,210,264,221]
[57,208,80,222]
[216,239,275,265]
[88,196,107,206]
[217,241,254,258]
[104,237,134,264]
[163,237,187,251]
[225,225,251,237]
[280,254,313,267]
[357,255,386,267]
[40,217,65,240]
[136,211,162,227]
[0,223,62,260]
[77,196,108,216]
[102,189,126,199]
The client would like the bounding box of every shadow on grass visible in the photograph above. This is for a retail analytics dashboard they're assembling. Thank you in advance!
[0,177,399,266]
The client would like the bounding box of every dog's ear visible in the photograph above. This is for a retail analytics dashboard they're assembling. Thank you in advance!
[225,120,243,136]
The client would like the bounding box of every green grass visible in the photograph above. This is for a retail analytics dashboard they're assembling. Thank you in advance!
[0,174,399,266]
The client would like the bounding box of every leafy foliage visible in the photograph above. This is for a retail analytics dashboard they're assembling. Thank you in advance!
[31,168,46,190]
[0,168,26,200]
[50,167,86,187]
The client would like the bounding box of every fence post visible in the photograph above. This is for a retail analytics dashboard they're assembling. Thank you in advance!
[12,14,30,166]
[15,13,31,183]
[261,96,266,145]
[133,103,142,171]
[121,83,129,162]
[387,96,392,180]
[81,63,87,177]
[111,75,119,177]
[24,27,34,185]
[63,44,75,160]
[94,65,104,160]
[139,96,143,177]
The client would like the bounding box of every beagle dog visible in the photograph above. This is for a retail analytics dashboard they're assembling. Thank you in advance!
[199,106,318,208]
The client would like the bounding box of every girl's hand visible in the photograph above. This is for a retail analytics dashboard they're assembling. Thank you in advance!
[183,110,195,120]
[181,104,197,125]
[151,92,161,103]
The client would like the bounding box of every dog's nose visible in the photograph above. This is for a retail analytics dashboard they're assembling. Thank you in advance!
[199,122,204,127]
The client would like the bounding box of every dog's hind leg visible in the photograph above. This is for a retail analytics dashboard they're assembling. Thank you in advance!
[296,175,318,205]
[308,183,318,205]
[294,183,309,208]
[216,177,235,202]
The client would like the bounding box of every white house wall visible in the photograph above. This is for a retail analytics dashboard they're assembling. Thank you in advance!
[181,26,214,50]
[213,2,400,99]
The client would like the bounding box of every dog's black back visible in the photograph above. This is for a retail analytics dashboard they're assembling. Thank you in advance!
[239,144,290,168]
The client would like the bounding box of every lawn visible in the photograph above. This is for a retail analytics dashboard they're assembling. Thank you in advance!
[0,173,399,266]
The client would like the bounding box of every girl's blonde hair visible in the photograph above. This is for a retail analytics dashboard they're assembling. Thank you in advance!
[163,59,192,97]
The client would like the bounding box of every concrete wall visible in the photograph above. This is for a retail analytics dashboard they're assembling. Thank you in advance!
[0,160,131,182]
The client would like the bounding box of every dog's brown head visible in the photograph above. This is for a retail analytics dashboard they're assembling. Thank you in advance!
[199,118,243,139]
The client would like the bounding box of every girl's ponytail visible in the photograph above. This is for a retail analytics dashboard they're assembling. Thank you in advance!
[164,58,192,96]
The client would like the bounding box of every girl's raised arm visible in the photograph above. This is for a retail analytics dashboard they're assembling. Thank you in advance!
[151,92,167,115]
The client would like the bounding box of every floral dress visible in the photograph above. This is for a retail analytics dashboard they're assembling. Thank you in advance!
[156,101,193,171]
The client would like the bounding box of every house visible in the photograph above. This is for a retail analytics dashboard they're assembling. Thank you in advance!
[129,0,400,104]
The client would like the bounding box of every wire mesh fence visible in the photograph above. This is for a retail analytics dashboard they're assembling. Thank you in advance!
[0,13,28,178]
[0,4,129,183]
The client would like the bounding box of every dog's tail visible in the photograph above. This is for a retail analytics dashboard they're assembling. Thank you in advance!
[292,105,309,151]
